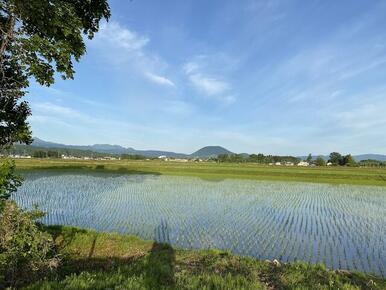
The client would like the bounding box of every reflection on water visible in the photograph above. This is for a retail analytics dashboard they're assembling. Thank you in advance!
[13,171,386,277]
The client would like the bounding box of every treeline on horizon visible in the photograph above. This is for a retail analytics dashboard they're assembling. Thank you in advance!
[2,145,116,158]
[214,152,386,167]
[215,153,300,164]
[3,145,386,167]
[2,146,157,160]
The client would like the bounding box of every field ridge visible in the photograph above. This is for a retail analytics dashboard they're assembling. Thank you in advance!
[23,226,386,289]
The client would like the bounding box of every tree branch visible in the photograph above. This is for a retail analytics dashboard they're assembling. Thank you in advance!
[0,14,15,61]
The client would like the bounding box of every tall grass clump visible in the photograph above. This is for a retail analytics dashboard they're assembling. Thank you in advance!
[0,200,59,288]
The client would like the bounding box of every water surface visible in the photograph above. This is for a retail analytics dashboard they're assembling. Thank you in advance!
[13,171,386,277]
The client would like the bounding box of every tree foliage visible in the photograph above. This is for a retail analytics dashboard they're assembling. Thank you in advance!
[328,152,357,166]
[358,159,386,167]
[0,0,110,199]
[0,159,21,200]
[0,54,32,148]
[1,0,110,147]
[0,200,58,288]
[217,153,300,164]
[315,156,326,167]
[121,154,148,160]
[343,154,356,167]
[0,2,110,286]
[1,0,111,85]
[329,152,343,166]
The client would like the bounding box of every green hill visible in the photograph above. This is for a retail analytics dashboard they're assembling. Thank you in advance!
[190,146,233,158]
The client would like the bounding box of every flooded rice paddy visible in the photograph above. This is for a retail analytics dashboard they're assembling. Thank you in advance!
[13,171,386,277]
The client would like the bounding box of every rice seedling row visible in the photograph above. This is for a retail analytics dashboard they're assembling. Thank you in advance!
[12,171,386,277]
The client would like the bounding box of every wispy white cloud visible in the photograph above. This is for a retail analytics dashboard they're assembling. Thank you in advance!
[183,61,200,75]
[29,115,77,129]
[145,72,175,87]
[338,56,386,80]
[31,101,179,136]
[33,102,86,120]
[188,73,229,96]
[183,58,235,104]
[335,102,386,131]
[91,21,174,88]
[96,21,149,52]
[252,13,386,109]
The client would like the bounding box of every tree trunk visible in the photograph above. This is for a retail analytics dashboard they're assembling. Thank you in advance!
[0,15,15,60]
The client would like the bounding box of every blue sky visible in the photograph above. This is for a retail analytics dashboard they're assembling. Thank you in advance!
[27,0,386,155]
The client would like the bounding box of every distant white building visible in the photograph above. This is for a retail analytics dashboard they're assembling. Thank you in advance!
[297,161,309,167]
[61,155,80,160]
[326,162,333,166]
[104,157,117,160]
[285,162,294,166]
[173,158,189,162]
[275,162,282,166]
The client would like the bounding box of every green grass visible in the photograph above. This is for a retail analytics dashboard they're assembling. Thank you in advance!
[23,226,386,289]
[14,159,386,186]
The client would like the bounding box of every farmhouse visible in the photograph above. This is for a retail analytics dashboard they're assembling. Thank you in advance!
[172,158,189,162]
[297,161,309,167]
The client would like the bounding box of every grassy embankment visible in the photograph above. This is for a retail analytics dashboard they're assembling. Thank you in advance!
[15,158,386,186]
[23,226,385,289]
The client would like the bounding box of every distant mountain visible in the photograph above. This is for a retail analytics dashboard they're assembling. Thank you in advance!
[29,138,386,161]
[32,138,71,149]
[32,138,132,154]
[190,146,233,158]
[12,144,116,158]
[31,138,236,158]
[129,149,187,158]
[31,138,188,158]
[353,154,386,162]
[89,144,135,155]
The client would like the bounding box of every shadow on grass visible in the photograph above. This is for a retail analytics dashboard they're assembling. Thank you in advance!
[44,225,89,251]
[144,243,175,289]
[42,223,176,289]
[145,220,175,288]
